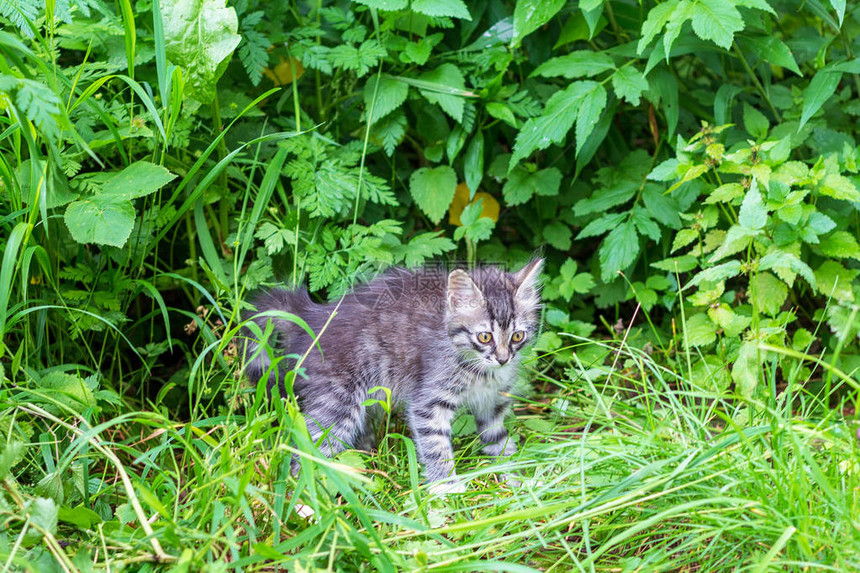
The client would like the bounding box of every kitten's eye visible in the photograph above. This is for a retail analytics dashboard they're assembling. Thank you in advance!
[511,330,525,343]
[476,332,493,344]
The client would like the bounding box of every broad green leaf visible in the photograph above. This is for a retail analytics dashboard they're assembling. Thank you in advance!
[739,182,767,231]
[58,505,103,529]
[799,69,842,131]
[819,173,860,201]
[742,103,769,139]
[510,81,605,166]
[688,260,743,287]
[648,158,681,181]
[464,131,484,197]
[532,51,615,79]
[732,341,759,398]
[598,221,639,280]
[574,181,637,216]
[705,183,744,204]
[576,212,626,239]
[409,166,457,224]
[412,0,471,20]
[684,313,717,347]
[65,197,135,247]
[752,272,788,316]
[819,230,860,260]
[708,303,751,337]
[543,221,572,250]
[759,250,816,288]
[365,75,409,125]
[512,0,566,48]
[418,64,466,123]
[486,102,517,128]
[27,497,58,538]
[611,66,649,106]
[690,0,743,50]
[672,228,699,253]
[709,225,753,262]
[652,255,698,272]
[454,200,495,242]
[663,0,695,60]
[643,185,682,228]
[743,36,801,76]
[632,208,661,241]
[637,0,679,54]
[814,260,858,302]
[102,161,177,200]
[162,0,242,102]
[503,167,563,206]
[829,0,846,26]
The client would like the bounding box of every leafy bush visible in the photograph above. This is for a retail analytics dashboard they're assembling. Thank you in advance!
[1,0,859,569]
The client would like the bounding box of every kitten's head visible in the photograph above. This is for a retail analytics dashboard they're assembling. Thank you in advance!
[445,259,543,372]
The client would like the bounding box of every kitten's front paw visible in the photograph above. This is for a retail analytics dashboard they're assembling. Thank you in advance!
[428,479,467,495]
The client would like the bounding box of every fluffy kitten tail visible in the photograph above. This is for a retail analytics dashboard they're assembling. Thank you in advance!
[241,287,314,393]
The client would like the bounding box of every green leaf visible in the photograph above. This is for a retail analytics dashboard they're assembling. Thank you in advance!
[365,75,409,125]
[759,250,816,288]
[672,228,699,253]
[543,221,572,250]
[829,0,846,26]
[409,166,457,224]
[739,182,767,231]
[690,0,743,50]
[814,260,858,302]
[502,167,562,206]
[708,304,751,337]
[732,341,759,398]
[102,161,177,200]
[652,255,698,272]
[799,69,842,131]
[819,231,860,260]
[510,81,606,166]
[576,212,626,239]
[512,0,566,47]
[65,197,135,248]
[684,313,717,347]
[454,200,495,242]
[643,185,682,228]
[752,272,788,316]
[395,231,456,267]
[743,36,801,76]
[708,225,753,262]
[599,221,639,280]
[27,497,58,538]
[58,505,103,529]
[162,0,242,102]
[486,102,518,128]
[418,64,466,123]
[819,173,860,201]
[412,0,471,20]
[742,103,769,139]
[637,0,679,54]
[532,51,615,79]
[611,66,649,106]
[464,130,484,197]
[688,260,743,287]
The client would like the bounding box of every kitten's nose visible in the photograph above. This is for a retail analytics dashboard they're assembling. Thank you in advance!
[496,351,510,365]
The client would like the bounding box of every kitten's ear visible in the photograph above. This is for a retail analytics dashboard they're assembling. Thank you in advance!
[512,258,544,304]
[447,269,485,311]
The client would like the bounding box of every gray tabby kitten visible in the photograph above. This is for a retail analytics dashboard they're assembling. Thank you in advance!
[243,259,543,492]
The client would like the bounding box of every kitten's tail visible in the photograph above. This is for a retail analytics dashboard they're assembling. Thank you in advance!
[241,287,314,392]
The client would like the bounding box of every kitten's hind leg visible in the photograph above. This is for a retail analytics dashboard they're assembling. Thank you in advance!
[302,388,368,459]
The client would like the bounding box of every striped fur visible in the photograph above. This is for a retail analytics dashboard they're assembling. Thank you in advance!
[242,259,543,487]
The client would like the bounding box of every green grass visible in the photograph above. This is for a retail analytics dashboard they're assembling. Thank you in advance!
[3,339,858,572]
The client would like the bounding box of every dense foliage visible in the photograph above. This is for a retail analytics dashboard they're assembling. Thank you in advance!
[1,0,859,570]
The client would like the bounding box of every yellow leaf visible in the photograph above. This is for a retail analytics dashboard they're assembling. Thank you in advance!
[448,183,499,226]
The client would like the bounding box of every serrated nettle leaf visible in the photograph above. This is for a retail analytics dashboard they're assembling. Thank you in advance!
[672,228,699,253]
[804,211,836,240]
[412,0,471,20]
[814,260,858,302]
[576,212,626,239]
[732,341,759,398]
[409,166,457,225]
[819,173,860,201]
[364,75,409,125]
[512,0,566,47]
[633,208,661,241]
[652,254,699,272]
[819,230,860,260]
[759,250,816,288]
[611,66,649,106]
[353,0,407,9]
[739,181,768,231]
[162,0,242,102]
[532,51,615,79]
[742,36,801,76]
[690,0,743,50]
[510,81,605,167]
[643,185,682,228]
[102,161,177,200]
[65,197,135,248]
[418,64,467,123]
[752,272,788,316]
[708,303,752,337]
[485,102,518,128]
[799,69,842,131]
[706,182,744,204]
[574,181,637,216]
[598,221,639,280]
[502,166,562,205]
[687,260,743,288]
[684,313,717,347]
[648,158,681,181]
[663,0,695,60]
[709,225,754,262]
